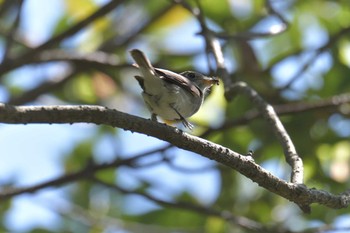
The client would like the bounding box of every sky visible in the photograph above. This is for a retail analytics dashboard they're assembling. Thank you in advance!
[0,1,221,231]
[1,0,350,232]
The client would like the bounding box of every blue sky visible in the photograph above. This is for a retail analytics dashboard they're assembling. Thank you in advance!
[1,0,350,232]
[0,2,221,230]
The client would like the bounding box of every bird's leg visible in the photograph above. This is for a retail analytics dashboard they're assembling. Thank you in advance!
[151,113,158,121]
[181,119,194,130]
[171,106,193,130]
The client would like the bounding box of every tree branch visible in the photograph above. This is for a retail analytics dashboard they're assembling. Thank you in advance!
[6,51,130,105]
[173,0,233,99]
[7,69,76,105]
[279,26,350,91]
[1,0,24,62]
[0,104,349,212]
[94,178,264,231]
[0,0,126,76]
[100,3,176,50]
[0,144,170,199]
[201,92,350,138]
[215,0,289,41]
[228,82,304,185]
[174,0,304,186]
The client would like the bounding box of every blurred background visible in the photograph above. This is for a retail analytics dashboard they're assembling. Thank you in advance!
[0,0,350,232]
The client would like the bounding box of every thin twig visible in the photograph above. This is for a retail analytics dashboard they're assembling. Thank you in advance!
[0,0,14,18]
[0,0,126,77]
[0,144,171,200]
[173,0,233,99]
[279,26,350,91]
[94,178,264,231]
[7,69,76,105]
[4,4,175,105]
[207,0,290,41]
[47,197,189,232]
[37,50,122,67]
[201,92,350,138]
[6,52,130,105]
[2,0,24,62]
[265,0,289,28]
[100,3,176,50]
[24,0,123,53]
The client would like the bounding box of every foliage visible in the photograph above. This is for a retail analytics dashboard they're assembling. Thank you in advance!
[0,0,350,232]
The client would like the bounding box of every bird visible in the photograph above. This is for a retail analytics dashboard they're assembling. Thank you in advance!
[130,49,219,129]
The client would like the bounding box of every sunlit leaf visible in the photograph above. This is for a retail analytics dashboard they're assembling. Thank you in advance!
[66,74,97,103]
[64,139,94,172]
[205,216,226,233]
[65,0,96,20]
[148,5,191,31]
[2,0,350,231]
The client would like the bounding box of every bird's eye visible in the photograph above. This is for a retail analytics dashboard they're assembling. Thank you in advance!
[187,72,196,79]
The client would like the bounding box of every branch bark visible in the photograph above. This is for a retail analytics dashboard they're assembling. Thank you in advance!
[0,103,349,212]
[229,82,304,184]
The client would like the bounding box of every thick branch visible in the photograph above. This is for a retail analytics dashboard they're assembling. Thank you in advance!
[0,104,349,211]
[175,0,303,184]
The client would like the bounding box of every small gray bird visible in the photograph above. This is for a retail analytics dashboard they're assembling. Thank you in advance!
[130,49,219,129]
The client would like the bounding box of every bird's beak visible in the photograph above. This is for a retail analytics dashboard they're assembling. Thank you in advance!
[203,76,219,86]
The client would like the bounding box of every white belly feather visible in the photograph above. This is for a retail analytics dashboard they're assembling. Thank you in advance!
[142,82,202,120]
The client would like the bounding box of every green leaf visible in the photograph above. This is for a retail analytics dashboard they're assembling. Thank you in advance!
[64,139,94,172]
[65,74,97,103]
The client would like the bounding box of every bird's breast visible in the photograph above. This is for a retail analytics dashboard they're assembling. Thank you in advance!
[142,83,202,120]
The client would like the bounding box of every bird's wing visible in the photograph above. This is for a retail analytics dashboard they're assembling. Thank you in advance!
[155,68,201,98]
[130,49,201,97]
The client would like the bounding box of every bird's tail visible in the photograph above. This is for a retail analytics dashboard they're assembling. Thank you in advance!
[130,49,155,74]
